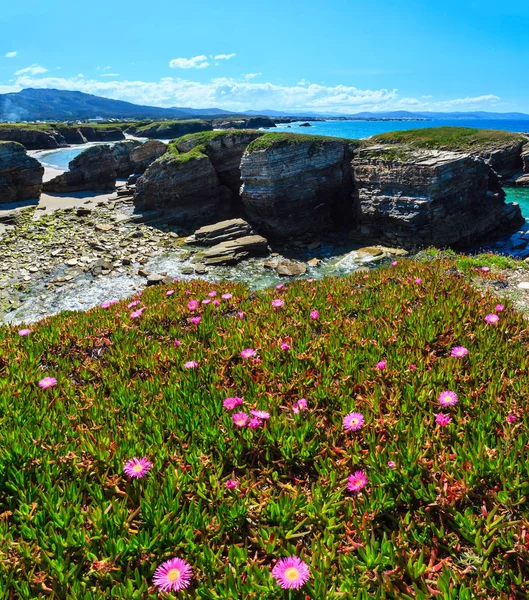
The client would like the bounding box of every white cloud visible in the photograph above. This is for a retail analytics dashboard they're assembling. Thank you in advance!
[5,51,17,59]
[101,73,120,77]
[14,64,48,76]
[169,55,209,69]
[0,72,506,114]
[214,53,236,61]
[244,72,261,80]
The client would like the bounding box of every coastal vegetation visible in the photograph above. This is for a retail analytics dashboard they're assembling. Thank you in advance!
[1,258,528,597]
[371,126,526,152]
[246,131,358,153]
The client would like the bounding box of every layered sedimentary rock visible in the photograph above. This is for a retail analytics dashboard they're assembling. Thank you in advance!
[135,151,231,222]
[0,141,44,202]
[475,140,526,178]
[188,218,254,245]
[129,140,167,173]
[174,131,262,194]
[43,145,117,193]
[0,127,66,150]
[134,132,262,222]
[112,140,142,176]
[352,146,523,248]
[200,235,269,265]
[56,127,88,145]
[78,127,125,142]
[240,135,355,238]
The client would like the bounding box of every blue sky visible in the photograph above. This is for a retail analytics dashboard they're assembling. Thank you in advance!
[1,0,528,113]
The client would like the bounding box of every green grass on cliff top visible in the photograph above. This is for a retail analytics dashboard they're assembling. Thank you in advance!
[371,126,527,152]
[166,130,263,164]
[246,131,360,153]
[1,259,528,598]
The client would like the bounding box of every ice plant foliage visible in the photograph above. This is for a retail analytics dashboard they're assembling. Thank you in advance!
[272,556,310,590]
[152,558,192,593]
[2,259,528,597]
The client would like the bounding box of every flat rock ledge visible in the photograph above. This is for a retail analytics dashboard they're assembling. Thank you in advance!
[200,235,269,265]
[187,218,254,246]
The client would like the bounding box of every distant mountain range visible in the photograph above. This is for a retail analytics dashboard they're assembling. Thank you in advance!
[1,88,528,122]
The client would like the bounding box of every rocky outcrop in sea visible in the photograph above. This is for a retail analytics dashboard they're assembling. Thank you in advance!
[0,141,44,202]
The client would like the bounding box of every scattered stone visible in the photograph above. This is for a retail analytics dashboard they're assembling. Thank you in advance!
[356,246,384,257]
[308,258,320,266]
[276,260,307,277]
[95,224,114,232]
[517,282,529,289]
[201,235,269,265]
[146,274,166,286]
[138,268,150,277]
[189,218,253,246]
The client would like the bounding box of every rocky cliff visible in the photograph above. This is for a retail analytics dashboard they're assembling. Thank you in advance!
[129,140,167,173]
[134,131,262,222]
[0,127,67,150]
[216,117,276,130]
[0,141,44,202]
[78,127,125,142]
[240,133,356,238]
[112,140,142,176]
[352,146,522,248]
[43,145,117,193]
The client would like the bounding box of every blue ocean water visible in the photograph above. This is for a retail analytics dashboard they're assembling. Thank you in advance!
[271,119,529,139]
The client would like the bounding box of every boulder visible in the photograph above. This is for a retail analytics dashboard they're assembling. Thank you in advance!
[130,140,167,173]
[276,260,307,276]
[43,145,117,193]
[352,146,523,248]
[112,140,142,176]
[0,141,44,202]
[299,122,312,127]
[188,218,253,246]
[240,134,355,239]
[201,235,269,265]
[0,127,66,150]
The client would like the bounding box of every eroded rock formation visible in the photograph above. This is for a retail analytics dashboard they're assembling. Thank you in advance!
[352,146,522,248]
[43,145,117,193]
[129,140,167,174]
[0,128,67,150]
[240,135,355,238]
[0,141,44,202]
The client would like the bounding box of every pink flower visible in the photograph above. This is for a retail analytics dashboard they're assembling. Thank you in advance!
[310,309,319,320]
[184,360,198,369]
[232,412,249,427]
[174,339,181,347]
[101,301,111,309]
[495,304,505,312]
[39,377,57,389]
[213,299,220,306]
[202,299,211,305]
[409,364,416,371]
[130,309,143,319]
[387,460,396,469]
[190,316,201,325]
[347,470,368,493]
[343,412,365,431]
[481,266,490,273]
[435,413,452,427]
[225,479,239,489]
[18,329,31,336]
[110,299,118,305]
[123,457,152,479]
[250,409,270,420]
[208,291,217,297]
[506,414,517,423]
[415,278,422,285]
[128,300,140,308]
[438,391,458,407]
[153,557,192,593]
[240,348,257,359]
[166,289,175,296]
[222,293,233,300]
[276,284,284,290]
[187,300,199,311]
[376,360,386,370]
[280,342,290,351]
[272,556,310,590]
[391,260,398,266]
[272,298,285,308]
[223,397,243,410]
[485,313,499,324]
[451,346,468,358]
[292,398,307,414]
[307,278,314,283]
[248,416,263,429]
[237,311,245,320]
